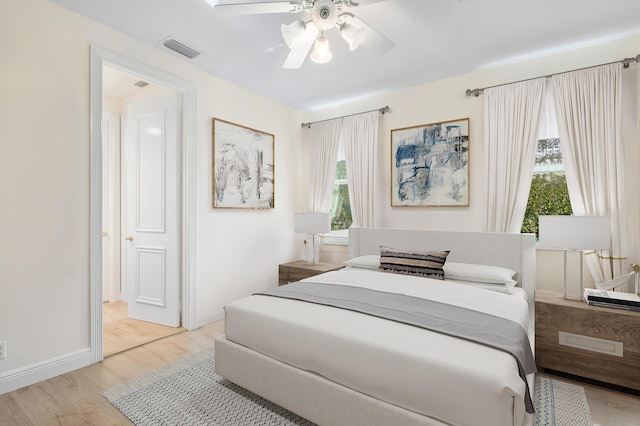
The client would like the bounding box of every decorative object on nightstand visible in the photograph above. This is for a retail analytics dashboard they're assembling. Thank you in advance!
[538,215,610,300]
[594,262,640,294]
[583,288,640,312]
[584,263,640,311]
[294,212,330,265]
[278,260,344,285]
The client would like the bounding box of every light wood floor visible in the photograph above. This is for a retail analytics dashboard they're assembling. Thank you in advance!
[1,320,638,425]
[103,301,186,357]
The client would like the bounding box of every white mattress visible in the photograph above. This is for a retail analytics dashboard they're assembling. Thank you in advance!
[224,268,533,426]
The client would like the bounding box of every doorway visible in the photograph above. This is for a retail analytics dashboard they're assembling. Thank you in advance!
[101,66,186,357]
[90,46,198,364]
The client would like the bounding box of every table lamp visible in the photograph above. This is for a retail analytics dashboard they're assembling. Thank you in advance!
[294,212,331,265]
[538,215,610,300]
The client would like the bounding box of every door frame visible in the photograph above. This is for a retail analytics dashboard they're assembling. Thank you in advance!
[89,46,197,363]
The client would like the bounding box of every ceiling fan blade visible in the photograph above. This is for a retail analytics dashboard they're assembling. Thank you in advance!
[351,15,394,57]
[212,1,298,15]
[283,26,319,69]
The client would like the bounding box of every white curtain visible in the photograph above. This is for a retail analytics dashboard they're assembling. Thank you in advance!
[538,79,559,139]
[343,111,379,227]
[484,78,546,232]
[309,119,342,212]
[552,63,627,284]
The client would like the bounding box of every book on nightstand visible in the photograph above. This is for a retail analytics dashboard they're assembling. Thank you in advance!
[583,288,640,312]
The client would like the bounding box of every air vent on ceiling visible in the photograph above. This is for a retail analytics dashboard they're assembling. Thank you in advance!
[162,38,201,59]
[134,80,149,88]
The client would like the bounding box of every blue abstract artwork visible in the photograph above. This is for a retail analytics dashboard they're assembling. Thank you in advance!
[391,118,469,206]
[213,119,274,209]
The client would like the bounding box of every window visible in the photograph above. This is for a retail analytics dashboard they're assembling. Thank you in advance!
[330,143,352,233]
[521,138,572,237]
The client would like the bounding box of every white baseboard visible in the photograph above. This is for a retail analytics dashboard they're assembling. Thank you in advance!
[0,348,92,395]
[197,310,224,329]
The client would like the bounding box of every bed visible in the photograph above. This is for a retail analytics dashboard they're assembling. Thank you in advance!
[215,227,536,426]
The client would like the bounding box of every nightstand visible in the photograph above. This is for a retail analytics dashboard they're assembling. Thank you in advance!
[278,260,344,285]
[535,290,640,391]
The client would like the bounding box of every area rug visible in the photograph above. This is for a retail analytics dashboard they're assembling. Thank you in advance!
[534,375,593,426]
[102,352,593,425]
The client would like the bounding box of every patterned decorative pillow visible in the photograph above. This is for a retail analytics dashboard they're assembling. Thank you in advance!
[379,245,450,280]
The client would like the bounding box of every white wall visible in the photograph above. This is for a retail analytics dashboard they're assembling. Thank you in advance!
[0,0,301,393]
[304,33,640,293]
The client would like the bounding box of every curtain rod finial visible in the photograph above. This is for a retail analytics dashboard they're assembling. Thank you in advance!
[465,89,481,97]
[622,54,640,68]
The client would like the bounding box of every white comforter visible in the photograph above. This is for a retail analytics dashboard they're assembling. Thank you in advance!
[224,268,533,426]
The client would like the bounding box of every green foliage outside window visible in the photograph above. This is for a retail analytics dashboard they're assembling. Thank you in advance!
[331,160,352,231]
[521,173,572,237]
[521,138,572,238]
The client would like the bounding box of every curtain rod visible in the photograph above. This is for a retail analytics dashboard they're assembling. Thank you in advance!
[465,53,640,97]
[301,105,390,128]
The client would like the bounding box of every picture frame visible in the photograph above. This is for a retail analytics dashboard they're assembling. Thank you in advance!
[212,118,274,209]
[391,118,469,207]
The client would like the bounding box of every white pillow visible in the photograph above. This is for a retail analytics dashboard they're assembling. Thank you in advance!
[447,279,517,295]
[443,262,517,286]
[343,255,380,270]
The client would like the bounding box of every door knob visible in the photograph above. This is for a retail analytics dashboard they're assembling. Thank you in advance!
[125,236,134,241]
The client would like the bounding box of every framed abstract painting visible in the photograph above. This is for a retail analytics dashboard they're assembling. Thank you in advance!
[212,118,274,209]
[391,118,469,207]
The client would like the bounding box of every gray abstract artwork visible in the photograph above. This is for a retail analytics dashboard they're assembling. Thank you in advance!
[213,119,274,209]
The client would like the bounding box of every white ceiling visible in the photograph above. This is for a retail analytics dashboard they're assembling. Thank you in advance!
[52,0,640,110]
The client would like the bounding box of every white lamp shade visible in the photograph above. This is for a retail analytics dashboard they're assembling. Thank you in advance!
[538,215,610,249]
[310,34,332,64]
[294,212,331,234]
[281,20,307,48]
[340,22,366,51]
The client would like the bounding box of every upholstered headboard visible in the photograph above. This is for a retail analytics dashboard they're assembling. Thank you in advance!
[348,227,536,338]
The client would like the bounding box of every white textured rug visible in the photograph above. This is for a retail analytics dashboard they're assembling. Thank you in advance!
[102,352,593,425]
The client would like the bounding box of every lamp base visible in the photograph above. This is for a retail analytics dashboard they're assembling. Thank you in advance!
[563,249,584,301]
[303,234,323,265]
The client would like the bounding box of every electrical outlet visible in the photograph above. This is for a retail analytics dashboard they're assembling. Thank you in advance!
[0,341,6,360]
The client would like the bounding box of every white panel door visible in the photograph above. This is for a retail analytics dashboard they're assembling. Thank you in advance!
[123,95,181,327]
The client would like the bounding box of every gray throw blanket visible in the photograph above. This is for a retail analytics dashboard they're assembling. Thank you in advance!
[256,281,536,414]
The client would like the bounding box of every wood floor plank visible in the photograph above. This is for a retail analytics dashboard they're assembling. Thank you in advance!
[102,301,186,358]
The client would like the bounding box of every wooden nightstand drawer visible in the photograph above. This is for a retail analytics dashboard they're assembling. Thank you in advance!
[278,260,344,285]
[535,290,640,390]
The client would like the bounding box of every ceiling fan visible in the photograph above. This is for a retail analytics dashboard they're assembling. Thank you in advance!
[207,0,394,69]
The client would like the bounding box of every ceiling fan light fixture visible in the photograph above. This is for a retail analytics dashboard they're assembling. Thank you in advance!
[311,0,339,31]
[339,22,366,51]
[310,34,332,64]
[281,20,307,48]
